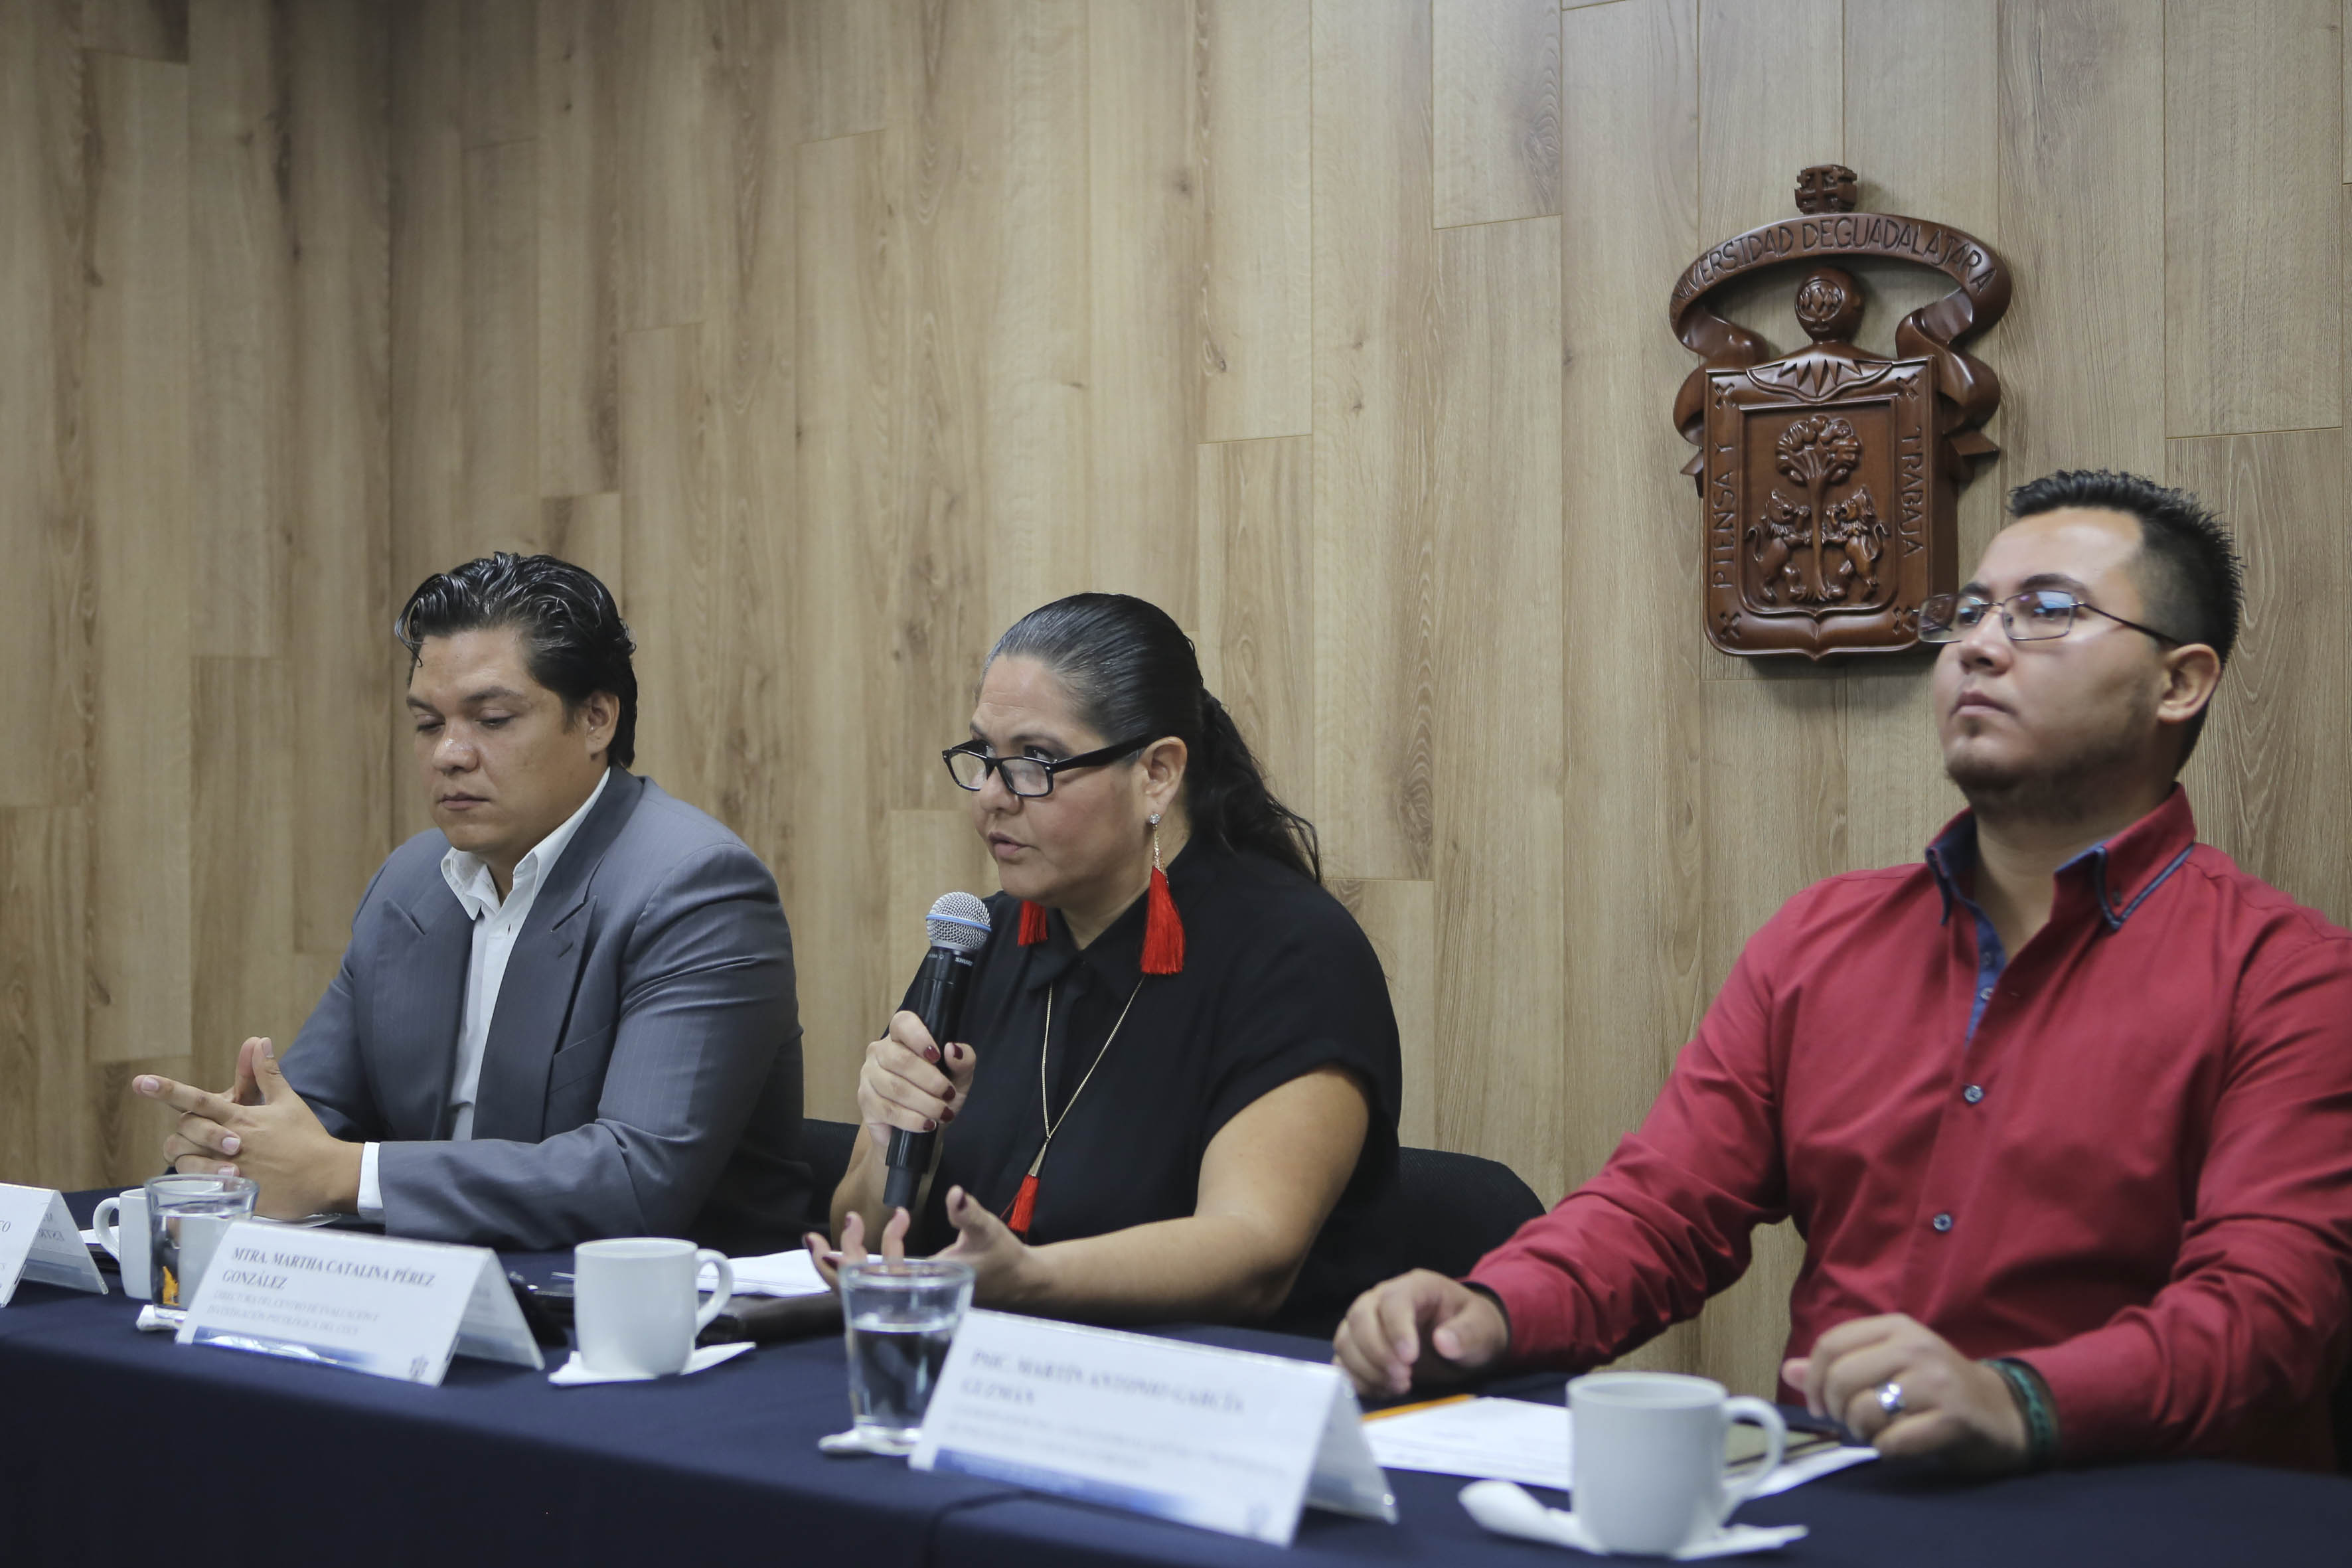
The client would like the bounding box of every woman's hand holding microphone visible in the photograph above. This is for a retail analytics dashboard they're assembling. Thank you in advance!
[805,1010,1046,1305]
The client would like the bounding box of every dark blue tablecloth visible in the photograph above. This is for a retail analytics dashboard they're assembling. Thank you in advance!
[8,1190,2351,1568]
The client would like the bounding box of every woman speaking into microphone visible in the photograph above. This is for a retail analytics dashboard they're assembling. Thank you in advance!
[815,593,1401,1329]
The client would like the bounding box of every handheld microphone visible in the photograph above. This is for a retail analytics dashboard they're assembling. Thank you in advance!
[882,892,992,1214]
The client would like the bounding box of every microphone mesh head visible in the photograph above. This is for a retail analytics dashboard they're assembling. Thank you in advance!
[925,891,992,952]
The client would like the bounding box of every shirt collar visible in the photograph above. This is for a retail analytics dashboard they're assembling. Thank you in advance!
[1924,786,2198,932]
[439,767,612,921]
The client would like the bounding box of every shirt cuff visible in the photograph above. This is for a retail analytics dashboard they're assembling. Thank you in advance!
[2009,1340,2130,1462]
[357,1142,384,1219]
[1465,1253,1582,1365]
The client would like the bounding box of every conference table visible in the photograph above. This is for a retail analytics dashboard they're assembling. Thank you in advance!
[5,1192,2347,1567]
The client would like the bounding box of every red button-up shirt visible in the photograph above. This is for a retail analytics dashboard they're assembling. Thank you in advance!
[1470,789,2352,1466]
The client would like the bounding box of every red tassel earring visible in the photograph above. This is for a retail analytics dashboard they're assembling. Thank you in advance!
[1141,812,1184,975]
[1018,900,1050,945]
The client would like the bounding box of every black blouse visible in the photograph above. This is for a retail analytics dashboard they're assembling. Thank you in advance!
[909,839,1402,1329]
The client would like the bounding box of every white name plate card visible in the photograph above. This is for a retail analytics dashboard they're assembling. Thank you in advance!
[177,1222,544,1383]
[911,1311,1397,1546]
[0,1183,110,1303]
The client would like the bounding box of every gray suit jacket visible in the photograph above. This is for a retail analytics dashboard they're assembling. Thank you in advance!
[284,769,812,1253]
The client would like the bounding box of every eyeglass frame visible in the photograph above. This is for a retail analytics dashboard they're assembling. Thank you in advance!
[1919,589,2181,649]
[941,732,1161,799]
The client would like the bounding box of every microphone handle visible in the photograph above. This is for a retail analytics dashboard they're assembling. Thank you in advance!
[881,945,974,1213]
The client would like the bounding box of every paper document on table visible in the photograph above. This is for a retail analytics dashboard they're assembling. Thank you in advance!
[1366,1397,1572,1490]
[1364,1397,1877,1496]
[698,1249,830,1298]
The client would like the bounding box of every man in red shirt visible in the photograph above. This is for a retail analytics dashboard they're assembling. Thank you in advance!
[1336,471,2352,1470]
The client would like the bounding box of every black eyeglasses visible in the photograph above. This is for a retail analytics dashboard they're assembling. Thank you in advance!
[1920,589,2180,647]
[941,734,1158,799]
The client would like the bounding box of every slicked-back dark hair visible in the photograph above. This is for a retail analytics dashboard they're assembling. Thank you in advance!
[2007,469,2243,765]
[394,553,639,769]
[990,593,1321,884]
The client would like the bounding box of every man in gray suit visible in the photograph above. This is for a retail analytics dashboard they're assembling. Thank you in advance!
[136,554,811,1253]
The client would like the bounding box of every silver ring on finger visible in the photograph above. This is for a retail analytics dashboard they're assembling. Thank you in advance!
[1875,1380,1907,1418]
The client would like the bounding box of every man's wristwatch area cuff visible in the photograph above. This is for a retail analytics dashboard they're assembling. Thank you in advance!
[1988,1356,2061,1469]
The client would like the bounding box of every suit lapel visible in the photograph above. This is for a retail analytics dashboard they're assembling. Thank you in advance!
[469,771,641,1143]
[375,890,473,1140]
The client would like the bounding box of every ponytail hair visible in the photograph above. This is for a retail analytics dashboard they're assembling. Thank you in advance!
[988,593,1322,884]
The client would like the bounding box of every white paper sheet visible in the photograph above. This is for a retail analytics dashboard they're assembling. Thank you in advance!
[697,1249,830,1298]
[1365,1397,1877,1497]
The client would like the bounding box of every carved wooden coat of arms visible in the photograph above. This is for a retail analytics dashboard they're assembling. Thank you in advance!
[1671,166,2011,659]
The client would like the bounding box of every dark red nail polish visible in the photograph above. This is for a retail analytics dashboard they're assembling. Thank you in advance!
[941,1108,956,1123]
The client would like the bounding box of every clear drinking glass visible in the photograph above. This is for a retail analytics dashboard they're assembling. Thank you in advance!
[144,1174,258,1308]
[840,1257,975,1454]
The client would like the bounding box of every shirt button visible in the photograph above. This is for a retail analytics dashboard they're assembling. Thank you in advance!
[1978,987,1994,1002]
[1963,1085,1985,1105]
[1932,1212,1954,1233]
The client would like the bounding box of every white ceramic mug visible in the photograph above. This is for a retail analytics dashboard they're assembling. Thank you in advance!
[573,1238,735,1377]
[1569,1371,1786,1556]
[90,1188,152,1300]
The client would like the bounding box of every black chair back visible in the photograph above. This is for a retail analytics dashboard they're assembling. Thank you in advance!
[801,1117,860,1215]
[1361,1144,1549,1283]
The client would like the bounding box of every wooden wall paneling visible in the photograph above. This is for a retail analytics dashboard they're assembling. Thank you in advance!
[703,0,798,867]
[1329,878,1437,1152]
[885,808,1002,1030]
[0,809,94,1188]
[1195,435,1314,816]
[1309,0,1437,884]
[615,0,714,331]
[538,493,627,599]
[2165,0,2340,438]
[1196,0,1310,443]
[1995,0,2164,481]
[1555,0,1707,1377]
[619,325,722,817]
[2173,428,2351,925]
[1559,0,1706,1192]
[791,0,898,143]
[1697,0,1840,239]
[796,129,902,1117]
[1087,0,1200,623]
[1433,0,1561,229]
[538,0,619,499]
[193,657,292,1087]
[1431,215,1567,1199]
[0,0,90,812]
[1840,1,1993,871]
[287,0,392,956]
[959,0,1094,639]
[81,0,188,62]
[388,0,467,849]
[461,137,541,548]
[461,0,536,149]
[189,0,290,659]
[84,50,192,1065]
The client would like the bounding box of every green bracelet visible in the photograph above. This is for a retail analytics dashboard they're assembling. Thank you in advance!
[1989,1358,2061,1470]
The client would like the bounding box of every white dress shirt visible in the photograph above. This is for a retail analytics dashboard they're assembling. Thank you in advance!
[356,770,610,1218]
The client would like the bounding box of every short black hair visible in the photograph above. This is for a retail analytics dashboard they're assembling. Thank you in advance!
[2006,469,2243,763]
[394,553,638,769]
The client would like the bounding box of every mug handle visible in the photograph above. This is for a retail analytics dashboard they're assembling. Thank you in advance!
[1719,1397,1787,1520]
[693,1251,734,1334]
[92,1198,121,1259]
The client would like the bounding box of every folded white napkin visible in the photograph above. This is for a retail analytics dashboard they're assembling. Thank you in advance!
[547,1342,753,1385]
[1460,1480,1808,1559]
